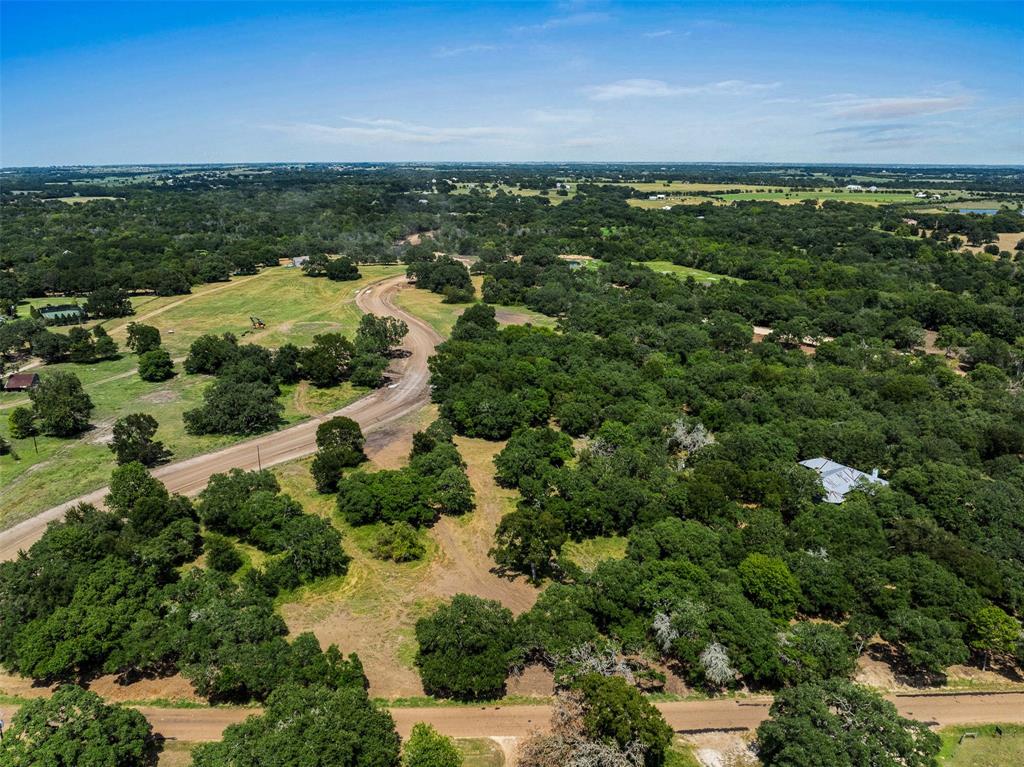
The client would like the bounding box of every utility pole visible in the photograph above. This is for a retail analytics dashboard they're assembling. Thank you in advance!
[256,444,262,471]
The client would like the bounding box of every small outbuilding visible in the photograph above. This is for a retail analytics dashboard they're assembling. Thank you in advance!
[4,372,40,392]
[799,457,888,504]
[38,304,85,325]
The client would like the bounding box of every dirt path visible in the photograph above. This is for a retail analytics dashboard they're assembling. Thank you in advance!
[0,274,441,560]
[3,692,1020,744]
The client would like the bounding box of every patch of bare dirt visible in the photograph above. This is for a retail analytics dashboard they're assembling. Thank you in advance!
[493,310,538,326]
[141,389,179,404]
[85,419,116,446]
[507,664,555,698]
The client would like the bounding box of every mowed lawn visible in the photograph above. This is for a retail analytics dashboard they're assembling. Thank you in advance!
[0,266,402,530]
[938,724,1024,766]
[106,264,404,356]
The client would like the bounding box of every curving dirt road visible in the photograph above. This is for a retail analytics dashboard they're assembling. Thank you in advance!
[0,274,442,562]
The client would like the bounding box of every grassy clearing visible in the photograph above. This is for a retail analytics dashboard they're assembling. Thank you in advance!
[937,724,1024,765]
[456,738,505,767]
[394,277,556,338]
[0,268,397,529]
[563,535,628,572]
[157,741,198,767]
[105,265,403,357]
[452,183,575,205]
[50,195,122,204]
[577,258,737,284]
[637,260,742,283]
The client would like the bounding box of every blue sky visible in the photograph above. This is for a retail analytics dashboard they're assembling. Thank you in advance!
[2,1,1022,166]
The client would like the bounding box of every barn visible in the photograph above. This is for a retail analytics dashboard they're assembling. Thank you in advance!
[3,372,41,392]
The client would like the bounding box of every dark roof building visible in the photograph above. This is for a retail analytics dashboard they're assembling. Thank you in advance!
[3,372,40,391]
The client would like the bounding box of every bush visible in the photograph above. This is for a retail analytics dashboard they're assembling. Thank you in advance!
[415,594,517,701]
[138,348,175,381]
[402,722,463,767]
[205,533,243,573]
[8,405,36,439]
[310,446,363,493]
[372,522,425,562]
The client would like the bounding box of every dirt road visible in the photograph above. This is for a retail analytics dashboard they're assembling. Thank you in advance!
[0,274,442,561]
[3,692,1015,744]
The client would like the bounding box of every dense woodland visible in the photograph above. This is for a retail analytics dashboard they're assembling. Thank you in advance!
[1,165,1023,766]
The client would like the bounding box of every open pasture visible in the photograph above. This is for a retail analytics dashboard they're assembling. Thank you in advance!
[0,267,400,529]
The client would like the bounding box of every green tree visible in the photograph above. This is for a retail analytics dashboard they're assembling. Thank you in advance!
[415,594,517,701]
[106,461,169,515]
[85,287,134,319]
[0,684,157,766]
[573,673,674,767]
[8,405,36,439]
[317,416,366,454]
[301,333,355,387]
[402,723,463,767]
[756,680,940,767]
[738,553,801,621]
[126,322,162,354]
[191,683,400,767]
[183,377,282,435]
[138,348,174,381]
[110,413,171,466]
[326,256,362,281]
[491,508,566,583]
[29,371,94,437]
[204,532,243,573]
[969,605,1021,670]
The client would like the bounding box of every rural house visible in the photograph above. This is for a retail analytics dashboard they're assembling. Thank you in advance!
[3,372,40,392]
[799,457,888,503]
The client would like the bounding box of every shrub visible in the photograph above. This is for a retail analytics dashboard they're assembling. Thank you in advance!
[372,522,425,562]
[138,348,175,381]
[205,533,243,574]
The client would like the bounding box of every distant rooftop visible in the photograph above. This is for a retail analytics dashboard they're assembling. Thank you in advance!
[799,457,888,504]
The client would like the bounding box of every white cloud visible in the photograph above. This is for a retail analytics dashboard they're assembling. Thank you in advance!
[265,118,518,145]
[527,108,594,125]
[585,78,781,101]
[433,44,497,58]
[829,95,973,120]
[515,11,610,33]
[643,29,674,38]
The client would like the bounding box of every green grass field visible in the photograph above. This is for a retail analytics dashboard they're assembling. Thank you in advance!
[0,267,402,530]
[938,724,1024,765]
[394,277,556,338]
[636,260,742,283]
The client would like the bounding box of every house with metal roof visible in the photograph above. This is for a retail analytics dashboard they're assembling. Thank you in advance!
[3,372,40,392]
[799,457,888,504]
